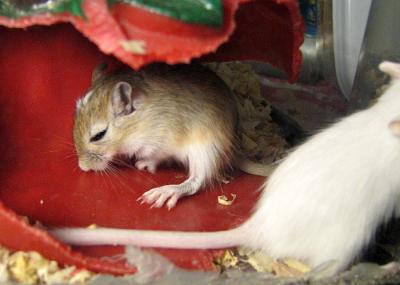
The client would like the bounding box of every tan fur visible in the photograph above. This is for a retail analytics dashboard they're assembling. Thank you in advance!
[74,64,237,180]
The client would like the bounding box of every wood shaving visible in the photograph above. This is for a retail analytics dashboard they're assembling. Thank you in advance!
[242,250,275,273]
[217,194,237,205]
[205,62,288,164]
[120,40,147,55]
[0,246,94,284]
[217,247,310,278]
[218,250,239,267]
[270,261,304,277]
[282,258,311,273]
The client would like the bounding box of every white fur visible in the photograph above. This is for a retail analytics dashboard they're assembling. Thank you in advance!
[138,141,222,209]
[76,91,94,110]
[185,142,222,184]
[243,70,400,271]
[76,98,83,109]
[80,91,94,108]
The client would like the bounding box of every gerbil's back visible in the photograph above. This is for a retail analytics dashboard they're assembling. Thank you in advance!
[139,64,238,140]
[142,64,236,119]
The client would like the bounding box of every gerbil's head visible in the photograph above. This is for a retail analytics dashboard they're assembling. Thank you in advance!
[73,65,140,172]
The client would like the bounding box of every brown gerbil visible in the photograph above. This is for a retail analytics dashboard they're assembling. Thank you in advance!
[73,63,274,209]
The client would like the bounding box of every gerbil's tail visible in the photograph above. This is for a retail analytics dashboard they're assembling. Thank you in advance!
[49,227,245,249]
[237,159,278,177]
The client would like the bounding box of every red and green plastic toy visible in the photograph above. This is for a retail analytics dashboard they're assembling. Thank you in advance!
[0,0,304,275]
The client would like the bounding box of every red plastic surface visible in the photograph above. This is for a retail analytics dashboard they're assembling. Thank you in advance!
[0,0,304,82]
[0,201,135,275]
[0,25,265,273]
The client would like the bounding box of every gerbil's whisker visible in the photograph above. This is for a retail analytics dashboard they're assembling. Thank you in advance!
[103,167,119,195]
[52,134,75,145]
[63,152,78,159]
[100,168,114,192]
[111,157,159,185]
[106,170,118,194]
[106,164,131,192]
[47,149,63,153]
[112,157,136,171]
[39,145,78,162]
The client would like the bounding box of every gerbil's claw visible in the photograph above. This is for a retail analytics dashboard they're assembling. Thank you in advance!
[139,185,186,209]
[139,178,202,209]
[136,196,147,205]
[166,196,179,210]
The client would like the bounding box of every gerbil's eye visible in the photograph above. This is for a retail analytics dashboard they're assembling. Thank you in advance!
[90,128,107,142]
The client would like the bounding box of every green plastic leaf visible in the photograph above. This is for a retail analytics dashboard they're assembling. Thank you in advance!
[109,0,223,27]
[0,0,85,19]
[52,0,86,18]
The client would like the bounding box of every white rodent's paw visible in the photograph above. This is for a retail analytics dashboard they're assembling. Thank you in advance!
[135,159,157,173]
[138,185,185,210]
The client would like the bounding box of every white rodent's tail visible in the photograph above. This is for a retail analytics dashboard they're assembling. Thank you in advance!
[49,227,245,249]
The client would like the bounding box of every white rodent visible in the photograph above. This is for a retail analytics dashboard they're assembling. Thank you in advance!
[73,63,274,210]
[53,61,400,274]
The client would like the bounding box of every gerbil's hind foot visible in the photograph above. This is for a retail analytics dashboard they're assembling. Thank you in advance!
[138,177,201,210]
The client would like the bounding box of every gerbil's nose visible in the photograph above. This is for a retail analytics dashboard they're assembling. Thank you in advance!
[78,161,90,172]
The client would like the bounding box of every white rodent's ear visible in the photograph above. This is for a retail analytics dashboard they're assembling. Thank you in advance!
[389,116,400,137]
[112,81,134,117]
[379,61,400,80]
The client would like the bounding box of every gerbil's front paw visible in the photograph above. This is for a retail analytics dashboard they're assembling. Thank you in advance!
[138,185,184,210]
[135,159,157,174]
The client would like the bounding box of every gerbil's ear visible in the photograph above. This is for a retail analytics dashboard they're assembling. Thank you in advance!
[389,117,400,137]
[112,81,134,117]
[92,63,108,84]
[379,61,400,80]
